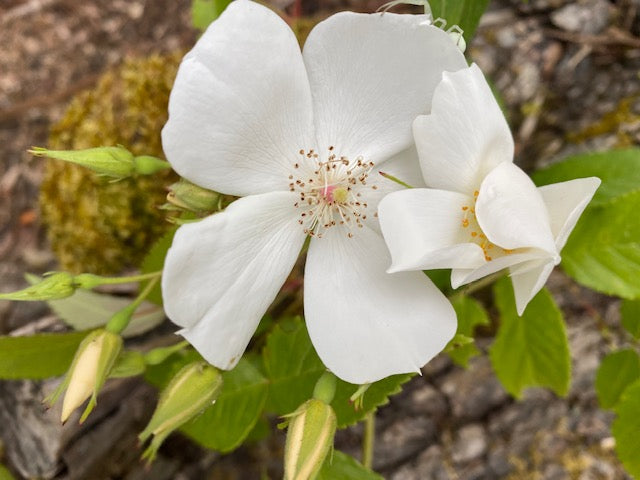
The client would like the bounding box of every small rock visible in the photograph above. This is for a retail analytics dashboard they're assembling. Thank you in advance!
[488,446,512,477]
[374,416,436,470]
[408,385,448,422]
[550,0,610,34]
[439,356,509,422]
[452,424,487,464]
[543,463,569,480]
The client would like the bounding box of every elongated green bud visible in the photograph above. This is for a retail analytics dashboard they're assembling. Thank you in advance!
[44,329,123,423]
[30,146,135,178]
[139,361,223,463]
[165,179,221,214]
[284,399,337,480]
[0,272,75,301]
[30,146,170,179]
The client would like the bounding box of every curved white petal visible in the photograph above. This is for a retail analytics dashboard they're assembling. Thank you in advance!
[303,12,466,167]
[364,146,426,233]
[413,64,514,193]
[378,188,486,272]
[162,0,314,197]
[451,250,546,289]
[476,162,557,254]
[510,259,555,315]
[162,191,306,370]
[537,177,601,251]
[304,225,457,384]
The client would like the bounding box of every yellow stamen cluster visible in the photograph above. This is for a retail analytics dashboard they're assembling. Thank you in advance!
[461,190,513,261]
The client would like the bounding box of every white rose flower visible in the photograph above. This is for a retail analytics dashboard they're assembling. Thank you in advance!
[379,64,600,315]
[161,0,468,383]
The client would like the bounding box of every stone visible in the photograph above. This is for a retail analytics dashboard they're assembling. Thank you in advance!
[452,424,487,464]
[550,0,610,34]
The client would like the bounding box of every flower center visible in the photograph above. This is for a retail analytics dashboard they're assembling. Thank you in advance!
[461,190,514,261]
[289,147,377,238]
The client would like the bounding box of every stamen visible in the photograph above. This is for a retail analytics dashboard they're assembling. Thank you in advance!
[291,147,375,239]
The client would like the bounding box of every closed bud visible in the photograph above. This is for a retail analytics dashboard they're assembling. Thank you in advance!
[139,361,223,463]
[30,146,135,179]
[45,329,123,423]
[0,272,75,301]
[284,399,337,480]
[165,179,221,214]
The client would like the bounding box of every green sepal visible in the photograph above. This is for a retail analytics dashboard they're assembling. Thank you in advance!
[79,330,123,423]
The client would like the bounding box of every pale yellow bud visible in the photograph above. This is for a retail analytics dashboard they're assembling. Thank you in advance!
[45,329,123,424]
[284,399,337,480]
[61,334,103,422]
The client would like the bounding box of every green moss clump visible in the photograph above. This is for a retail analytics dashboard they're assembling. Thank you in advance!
[40,53,182,274]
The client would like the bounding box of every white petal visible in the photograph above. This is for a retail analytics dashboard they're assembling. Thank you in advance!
[162,0,314,197]
[476,162,557,254]
[304,225,457,384]
[537,177,601,251]
[451,251,546,288]
[162,191,306,370]
[378,188,486,272]
[303,12,466,167]
[364,146,426,233]
[510,260,556,315]
[413,63,513,193]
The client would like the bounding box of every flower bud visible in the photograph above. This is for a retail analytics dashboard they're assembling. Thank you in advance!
[284,399,337,480]
[139,361,223,463]
[30,146,135,179]
[165,179,221,214]
[45,329,123,423]
[0,272,75,301]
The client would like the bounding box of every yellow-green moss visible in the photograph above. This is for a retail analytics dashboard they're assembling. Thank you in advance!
[567,95,640,147]
[40,53,182,274]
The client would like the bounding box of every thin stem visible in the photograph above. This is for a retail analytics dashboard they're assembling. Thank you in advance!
[362,411,376,470]
[106,276,160,334]
[95,271,162,285]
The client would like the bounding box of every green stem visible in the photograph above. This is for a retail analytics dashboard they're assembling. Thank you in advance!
[362,411,375,470]
[94,271,162,285]
[106,277,160,334]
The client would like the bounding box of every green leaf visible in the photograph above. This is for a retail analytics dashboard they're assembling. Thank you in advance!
[0,464,15,480]
[612,379,640,477]
[263,318,412,427]
[263,317,326,415]
[489,278,570,398]
[191,0,232,31]
[332,373,412,428]
[595,349,640,410]
[448,296,490,367]
[561,190,640,299]
[0,331,89,379]
[621,299,640,339]
[141,228,176,305]
[45,288,164,338]
[428,0,490,42]
[318,451,383,480]
[533,149,640,206]
[145,350,269,452]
